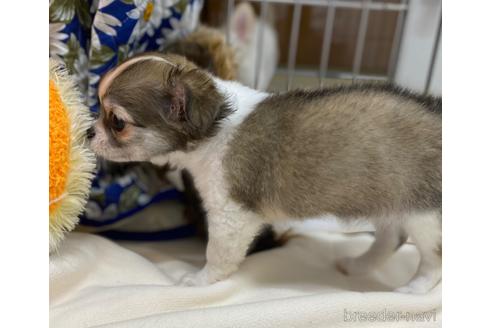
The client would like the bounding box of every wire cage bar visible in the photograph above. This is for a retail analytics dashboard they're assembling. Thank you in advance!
[352,0,371,81]
[424,11,441,94]
[319,3,336,87]
[224,0,438,91]
[286,2,303,90]
[387,0,408,80]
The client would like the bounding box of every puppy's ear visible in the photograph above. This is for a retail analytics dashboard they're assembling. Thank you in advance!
[231,2,256,43]
[167,77,188,123]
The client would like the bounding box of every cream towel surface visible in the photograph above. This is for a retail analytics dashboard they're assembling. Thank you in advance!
[50,228,441,328]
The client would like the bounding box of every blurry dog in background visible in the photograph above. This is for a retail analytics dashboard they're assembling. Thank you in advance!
[167,2,279,91]
[227,2,279,91]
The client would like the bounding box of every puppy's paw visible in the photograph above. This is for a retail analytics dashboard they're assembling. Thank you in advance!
[394,285,415,294]
[394,284,430,294]
[178,271,209,287]
[394,276,438,294]
[335,257,370,276]
[178,268,218,287]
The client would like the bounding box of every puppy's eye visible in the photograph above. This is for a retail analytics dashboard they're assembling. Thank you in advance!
[111,114,125,132]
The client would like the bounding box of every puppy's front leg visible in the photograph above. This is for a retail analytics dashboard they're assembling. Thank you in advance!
[180,211,264,286]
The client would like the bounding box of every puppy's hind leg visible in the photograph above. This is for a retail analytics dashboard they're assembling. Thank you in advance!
[395,211,442,294]
[336,221,406,276]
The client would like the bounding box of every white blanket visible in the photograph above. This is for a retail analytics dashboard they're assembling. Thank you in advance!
[50,229,441,327]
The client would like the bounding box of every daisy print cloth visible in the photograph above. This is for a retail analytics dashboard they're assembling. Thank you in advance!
[49,0,203,239]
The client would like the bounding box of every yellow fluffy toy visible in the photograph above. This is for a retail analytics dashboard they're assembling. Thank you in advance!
[49,59,96,253]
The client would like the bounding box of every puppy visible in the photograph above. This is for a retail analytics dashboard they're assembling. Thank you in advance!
[90,53,442,293]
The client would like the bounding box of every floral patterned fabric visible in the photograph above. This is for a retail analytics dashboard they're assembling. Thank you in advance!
[49,0,203,239]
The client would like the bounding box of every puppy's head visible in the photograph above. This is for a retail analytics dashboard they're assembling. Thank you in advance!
[90,53,231,162]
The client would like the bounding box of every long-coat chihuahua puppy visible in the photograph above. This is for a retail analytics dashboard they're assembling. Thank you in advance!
[89,53,441,293]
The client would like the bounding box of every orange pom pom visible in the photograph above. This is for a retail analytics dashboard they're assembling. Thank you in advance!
[49,79,71,214]
[49,60,96,252]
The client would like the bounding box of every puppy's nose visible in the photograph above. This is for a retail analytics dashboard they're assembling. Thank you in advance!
[87,127,96,140]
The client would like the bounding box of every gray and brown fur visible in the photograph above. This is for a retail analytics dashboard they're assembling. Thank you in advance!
[224,84,441,221]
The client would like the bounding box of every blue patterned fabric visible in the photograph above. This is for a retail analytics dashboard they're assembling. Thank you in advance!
[49,0,203,238]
